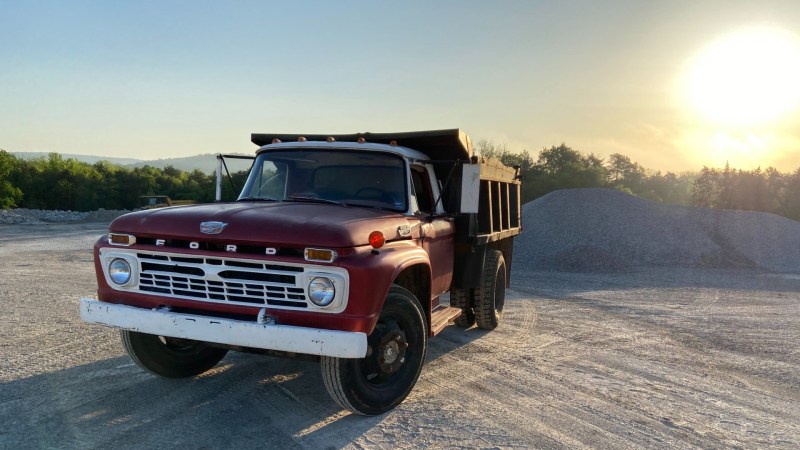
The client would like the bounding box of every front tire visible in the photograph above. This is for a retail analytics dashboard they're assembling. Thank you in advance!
[121,330,228,378]
[321,285,427,415]
[474,250,507,330]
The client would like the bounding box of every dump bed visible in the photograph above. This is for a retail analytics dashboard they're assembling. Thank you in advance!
[451,156,522,290]
[252,129,472,162]
[475,158,521,241]
[446,156,521,245]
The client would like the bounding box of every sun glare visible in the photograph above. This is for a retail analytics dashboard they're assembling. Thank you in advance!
[684,27,800,127]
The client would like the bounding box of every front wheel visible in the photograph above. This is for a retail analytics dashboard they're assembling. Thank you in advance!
[121,330,228,378]
[321,285,427,415]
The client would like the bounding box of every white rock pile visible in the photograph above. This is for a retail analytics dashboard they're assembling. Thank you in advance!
[0,208,130,225]
[516,188,800,273]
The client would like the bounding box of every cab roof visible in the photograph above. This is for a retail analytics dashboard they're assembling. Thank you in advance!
[251,128,473,162]
[254,140,430,161]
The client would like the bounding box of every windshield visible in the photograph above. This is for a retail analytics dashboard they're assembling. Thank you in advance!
[238,149,408,212]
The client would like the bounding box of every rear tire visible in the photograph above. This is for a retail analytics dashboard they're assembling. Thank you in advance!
[121,330,228,378]
[321,285,427,415]
[474,250,506,330]
[454,308,475,327]
[450,288,475,327]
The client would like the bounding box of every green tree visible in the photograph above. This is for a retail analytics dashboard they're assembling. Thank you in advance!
[692,167,718,207]
[0,150,24,209]
[607,153,645,191]
[717,163,734,209]
[92,160,123,209]
[638,171,694,205]
[731,168,775,212]
[526,144,609,199]
[781,168,800,221]
[536,144,585,174]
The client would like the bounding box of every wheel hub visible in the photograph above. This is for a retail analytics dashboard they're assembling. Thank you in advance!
[370,330,408,376]
[383,341,399,364]
[363,316,412,383]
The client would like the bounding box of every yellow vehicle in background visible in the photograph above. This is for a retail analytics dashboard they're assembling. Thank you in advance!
[138,195,196,209]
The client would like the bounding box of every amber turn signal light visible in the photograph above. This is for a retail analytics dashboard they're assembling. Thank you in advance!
[305,248,337,263]
[108,233,136,246]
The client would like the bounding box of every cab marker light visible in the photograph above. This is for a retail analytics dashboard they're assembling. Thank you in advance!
[369,231,385,249]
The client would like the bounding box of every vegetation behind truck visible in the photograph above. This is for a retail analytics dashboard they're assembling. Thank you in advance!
[80,129,522,415]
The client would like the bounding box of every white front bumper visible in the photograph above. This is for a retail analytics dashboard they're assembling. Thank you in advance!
[79,298,368,358]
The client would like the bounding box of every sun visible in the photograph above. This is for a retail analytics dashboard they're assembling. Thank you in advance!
[683,27,800,127]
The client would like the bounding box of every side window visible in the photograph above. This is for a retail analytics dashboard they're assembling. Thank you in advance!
[411,167,433,213]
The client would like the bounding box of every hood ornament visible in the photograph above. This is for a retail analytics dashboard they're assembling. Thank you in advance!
[200,221,228,235]
[397,224,412,237]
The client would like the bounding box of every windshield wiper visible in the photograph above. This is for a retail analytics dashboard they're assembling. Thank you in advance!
[286,195,348,207]
[339,200,403,213]
[237,196,280,202]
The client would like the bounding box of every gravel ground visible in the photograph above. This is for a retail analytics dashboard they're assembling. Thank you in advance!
[2,189,800,448]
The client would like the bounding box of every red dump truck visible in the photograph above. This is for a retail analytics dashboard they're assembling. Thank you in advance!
[80,129,522,415]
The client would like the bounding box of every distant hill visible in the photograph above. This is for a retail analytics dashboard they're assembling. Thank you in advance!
[124,153,253,174]
[10,152,254,174]
[12,152,143,166]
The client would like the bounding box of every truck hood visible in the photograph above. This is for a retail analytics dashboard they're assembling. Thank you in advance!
[110,202,413,248]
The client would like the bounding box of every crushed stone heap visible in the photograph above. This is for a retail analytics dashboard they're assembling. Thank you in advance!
[516,188,800,273]
[0,208,129,225]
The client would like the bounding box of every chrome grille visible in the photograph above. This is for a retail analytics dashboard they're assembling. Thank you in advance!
[136,252,308,309]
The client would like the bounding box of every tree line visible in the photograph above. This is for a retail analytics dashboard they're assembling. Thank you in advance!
[477,140,695,207]
[690,164,800,220]
[0,150,248,210]
[477,140,800,222]
[3,146,800,222]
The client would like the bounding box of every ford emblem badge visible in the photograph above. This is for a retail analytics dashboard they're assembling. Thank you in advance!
[200,221,228,235]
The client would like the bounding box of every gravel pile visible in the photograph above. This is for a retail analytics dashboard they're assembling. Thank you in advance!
[0,208,129,225]
[516,188,800,273]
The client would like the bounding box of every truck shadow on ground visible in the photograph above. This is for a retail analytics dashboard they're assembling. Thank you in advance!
[1,328,491,449]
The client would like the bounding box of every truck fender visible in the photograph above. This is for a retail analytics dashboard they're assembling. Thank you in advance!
[361,244,431,333]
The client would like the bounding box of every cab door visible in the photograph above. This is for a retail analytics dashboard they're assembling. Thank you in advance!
[410,165,455,300]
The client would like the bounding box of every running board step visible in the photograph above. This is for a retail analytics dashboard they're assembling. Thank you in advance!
[430,305,463,336]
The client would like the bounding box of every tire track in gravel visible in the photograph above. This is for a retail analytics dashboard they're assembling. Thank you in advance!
[418,329,662,447]
[413,281,799,449]
[368,296,609,448]
[0,333,120,382]
[79,360,288,450]
[0,245,105,382]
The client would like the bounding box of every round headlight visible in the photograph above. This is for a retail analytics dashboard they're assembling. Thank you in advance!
[308,277,335,306]
[109,258,132,285]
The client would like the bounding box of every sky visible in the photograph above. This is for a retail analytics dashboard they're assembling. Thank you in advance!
[2,0,800,172]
